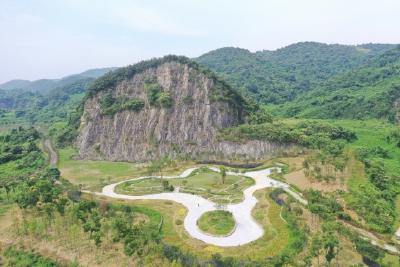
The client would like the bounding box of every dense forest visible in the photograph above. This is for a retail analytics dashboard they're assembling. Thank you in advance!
[196,42,400,122]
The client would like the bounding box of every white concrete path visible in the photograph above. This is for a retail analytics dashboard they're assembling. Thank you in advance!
[91,166,306,247]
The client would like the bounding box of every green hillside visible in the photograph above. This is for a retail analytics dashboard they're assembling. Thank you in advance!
[274,46,400,122]
[0,68,117,129]
[196,42,395,104]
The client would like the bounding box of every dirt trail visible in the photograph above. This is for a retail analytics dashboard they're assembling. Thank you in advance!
[42,138,58,166]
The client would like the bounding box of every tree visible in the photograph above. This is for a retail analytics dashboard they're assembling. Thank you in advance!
[248,108,273,124]
[100,92,114,109]
[162,180,170,191]
[0,178,15,200]
[147,156,172,179]
[220,167,226,184]
[322,231,339,265]
[42,167,61,181]
[13,182,39,209]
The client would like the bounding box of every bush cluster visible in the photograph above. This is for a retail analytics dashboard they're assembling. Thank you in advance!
[100,92,145,116]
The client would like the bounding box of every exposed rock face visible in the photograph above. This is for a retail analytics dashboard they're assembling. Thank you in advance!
[76,60,287,161]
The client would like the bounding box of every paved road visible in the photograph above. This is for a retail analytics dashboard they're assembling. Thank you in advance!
[93,166,305,247]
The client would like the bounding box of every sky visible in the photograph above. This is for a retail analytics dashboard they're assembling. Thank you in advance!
[1,0,400,83]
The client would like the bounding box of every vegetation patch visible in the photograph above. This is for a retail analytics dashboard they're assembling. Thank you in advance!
[0,127,46,180]
[197,210,235,236]
[144,79,173,108]
[219,120,356,147]
[100,92,144,116]
[1,246,73,267]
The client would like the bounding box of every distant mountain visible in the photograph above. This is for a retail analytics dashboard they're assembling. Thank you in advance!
[0,79,32,90]
[0,67,117,93]
[195,42,397,104]
[0,67,117,126]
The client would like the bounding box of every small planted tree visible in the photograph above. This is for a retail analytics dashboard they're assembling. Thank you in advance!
[147,156,172,179]
[220,167,226,184]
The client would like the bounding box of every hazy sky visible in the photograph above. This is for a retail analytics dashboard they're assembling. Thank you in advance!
[1,0,400,83]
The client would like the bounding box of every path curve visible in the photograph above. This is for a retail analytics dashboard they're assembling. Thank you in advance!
[93,167,302,247]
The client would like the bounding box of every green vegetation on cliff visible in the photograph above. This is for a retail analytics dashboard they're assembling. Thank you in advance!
[100,92,145,116]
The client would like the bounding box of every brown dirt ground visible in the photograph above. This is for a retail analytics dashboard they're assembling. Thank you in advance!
[285,169,347,192]
[281,155,349,192]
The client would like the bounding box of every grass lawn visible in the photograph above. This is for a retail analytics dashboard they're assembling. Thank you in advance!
[58,148,146,190]
[197,210,235,236]
[330,119,400,177]
[58,148,200,191]
[115,168,254,204]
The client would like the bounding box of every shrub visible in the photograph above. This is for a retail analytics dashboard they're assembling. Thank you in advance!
[100,94,145,116]
[145,82,162,106]
[158,92,173,108]
[144,81,173,109]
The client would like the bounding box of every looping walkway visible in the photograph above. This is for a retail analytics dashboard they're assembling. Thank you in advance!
[92,166,306,247]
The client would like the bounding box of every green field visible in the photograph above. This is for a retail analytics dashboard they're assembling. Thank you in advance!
[115,168,254,204]
[197,210,236,236]
[331,119,400,176]
[57,148,201,191]
[57,148,148,190]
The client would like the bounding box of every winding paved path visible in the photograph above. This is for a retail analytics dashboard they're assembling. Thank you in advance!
[92,167,305,247]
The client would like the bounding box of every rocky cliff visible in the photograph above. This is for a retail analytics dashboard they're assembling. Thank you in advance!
[76,56,288,161]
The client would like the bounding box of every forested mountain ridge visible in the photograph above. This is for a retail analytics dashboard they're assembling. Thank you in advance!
[0,67,117,126]
[195,42,397,104]
[0,67,116,93]
[275,45,400,121]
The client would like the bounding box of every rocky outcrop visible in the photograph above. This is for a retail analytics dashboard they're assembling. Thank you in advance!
[76,58,288,162]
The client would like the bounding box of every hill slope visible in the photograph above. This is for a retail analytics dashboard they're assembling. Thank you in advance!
[195,42,396,104]
[275,46,400,122]
[0,68,117,126]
